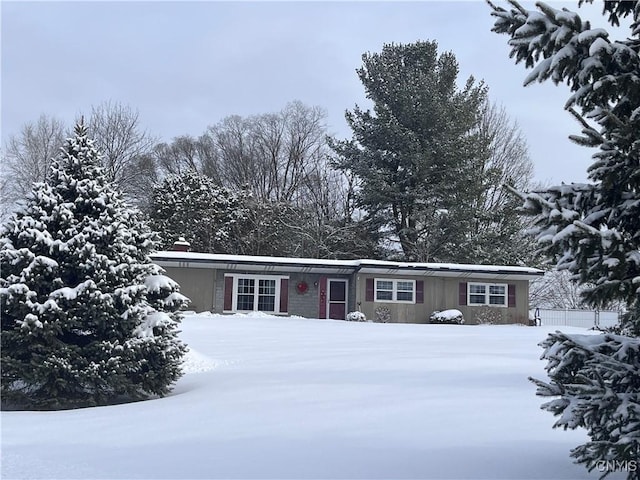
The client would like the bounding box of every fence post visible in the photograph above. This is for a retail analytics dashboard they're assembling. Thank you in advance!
[594,309,600,329]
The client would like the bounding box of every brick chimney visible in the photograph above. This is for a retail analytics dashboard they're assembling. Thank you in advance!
[172,237,191,252]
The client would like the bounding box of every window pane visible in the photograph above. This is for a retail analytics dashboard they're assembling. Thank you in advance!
[237,294,254,310]
[375,279,393,301]
[329,281,346,302]
[396,281,414,301]
[259,279,276,295]
[237,278,254,294]
[255,279,276,312]
[397,291,413,301]
[376,291,393,301]
[258,295,275,311]
[470,294,486,305]
[237,279,255,310]
[489,295,505,305]
[469,284,486,294]
[489,285,505,295]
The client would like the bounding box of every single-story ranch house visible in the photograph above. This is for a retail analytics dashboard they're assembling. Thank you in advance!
[151,249,544,325]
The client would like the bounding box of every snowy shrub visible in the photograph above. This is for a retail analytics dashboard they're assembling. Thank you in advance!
[148,171,249,254]
[530,332,640,478]
[346,311,367,322]
[374,306,391,323]
[473,306,502,325]
[0,123,188,410]
[429,309,465,325]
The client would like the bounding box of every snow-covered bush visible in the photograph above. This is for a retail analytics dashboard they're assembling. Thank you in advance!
[148,170,250,254]
[0,123,188,410]
[429,309,465,325]
[530,332,640,477]
[374,306,391,323]
[346,311,367,322]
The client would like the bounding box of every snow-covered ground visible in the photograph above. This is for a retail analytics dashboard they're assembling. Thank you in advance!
[1,313,624,479]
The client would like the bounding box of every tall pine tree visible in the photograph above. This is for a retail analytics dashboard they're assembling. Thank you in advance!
[329,41,489,262]
[0,123,188,410]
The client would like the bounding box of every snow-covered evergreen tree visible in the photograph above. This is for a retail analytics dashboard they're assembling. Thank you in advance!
[148,170,249,253]
[329,41,489,263]
[0,123,188,410]
[489,2,640,477]
[530,333,640,479]
[489,0,640,331]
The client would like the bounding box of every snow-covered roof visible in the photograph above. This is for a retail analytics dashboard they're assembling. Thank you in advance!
[150,251,544,279]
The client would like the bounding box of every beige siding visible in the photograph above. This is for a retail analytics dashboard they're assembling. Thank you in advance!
[357,275,530,325]
[355,274,431,324]
[162,266,216,312]
[159,264,533,323]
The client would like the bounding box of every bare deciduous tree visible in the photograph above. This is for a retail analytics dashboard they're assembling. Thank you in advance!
[148,101,373,258]
[152,134,219,181]
[207,115,258,192]
[2,102,160,214]
[0,114,67,217]
[85,101,158,204]
[530,269,588,309]
[477,100,534,210]
[207,101,329,204]
[464,98,539,265]
[530,269,627,311]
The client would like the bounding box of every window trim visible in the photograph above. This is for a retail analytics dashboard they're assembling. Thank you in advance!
[467,282,508,307]
[224,274,289,313]
[374,278,416,304]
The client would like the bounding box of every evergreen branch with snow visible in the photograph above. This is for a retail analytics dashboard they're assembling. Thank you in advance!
[490,2,640,478]
[489,0,640,328]
[530,332,640,478]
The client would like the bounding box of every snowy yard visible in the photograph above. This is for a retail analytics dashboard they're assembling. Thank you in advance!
[1,313,624,479]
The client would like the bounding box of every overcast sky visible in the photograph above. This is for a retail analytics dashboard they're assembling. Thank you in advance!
[2,1,612,185]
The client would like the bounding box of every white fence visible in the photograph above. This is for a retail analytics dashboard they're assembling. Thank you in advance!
[532,308,620,329]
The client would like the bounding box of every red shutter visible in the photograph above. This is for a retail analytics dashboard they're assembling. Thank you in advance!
[280,278,289,313]
[508,284,516,308]
[223,276,234,311]
[459,282,467,306]
[318,276,327,319]
[365,278,374,302]
[416,280,424,304]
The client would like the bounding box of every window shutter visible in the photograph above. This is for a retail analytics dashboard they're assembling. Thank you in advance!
[459,282,467,306]
[280,278,289,313]
[223,276,234,311]
[508,284,516,308]
[318,276,327,319]
[416,280,424,304]
[365,278,374,302]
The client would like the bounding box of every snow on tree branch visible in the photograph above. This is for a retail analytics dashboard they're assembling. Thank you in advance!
[489,0,640,313]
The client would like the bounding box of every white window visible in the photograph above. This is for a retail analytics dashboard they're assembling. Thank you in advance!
[375,279,415,303]
[468,283,507,307]
[227,275,287,313]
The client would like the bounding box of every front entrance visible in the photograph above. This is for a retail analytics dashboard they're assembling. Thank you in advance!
[327,279,348,320]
